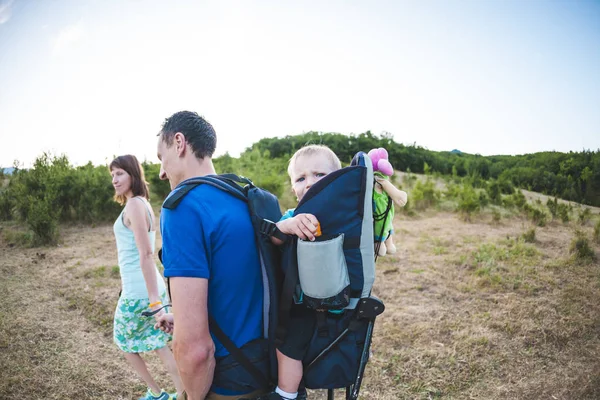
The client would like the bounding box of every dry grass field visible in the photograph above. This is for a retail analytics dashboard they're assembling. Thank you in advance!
[1,197,600,399]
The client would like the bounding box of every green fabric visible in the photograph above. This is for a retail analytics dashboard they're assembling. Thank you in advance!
[373,189,394,241]
[113,293,171,353]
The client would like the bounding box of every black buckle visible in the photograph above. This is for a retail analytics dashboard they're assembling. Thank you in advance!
[260,218,289,243]
[260,219,278,236]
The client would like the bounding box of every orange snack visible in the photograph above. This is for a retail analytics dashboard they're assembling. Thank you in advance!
[315,222,322,237]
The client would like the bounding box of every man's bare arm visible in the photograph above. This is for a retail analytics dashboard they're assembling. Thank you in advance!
[171,277,215,400]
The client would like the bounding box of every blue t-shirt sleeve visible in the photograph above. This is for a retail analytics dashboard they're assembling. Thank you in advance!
[280,208,295,221]
[161,194,211,279]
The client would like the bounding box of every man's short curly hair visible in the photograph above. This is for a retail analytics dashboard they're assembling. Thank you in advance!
[159,111,217,159]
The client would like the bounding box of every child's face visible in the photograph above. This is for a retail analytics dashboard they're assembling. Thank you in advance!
[290,153,337,202]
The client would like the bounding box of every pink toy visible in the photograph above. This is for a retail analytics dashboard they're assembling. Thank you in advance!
[367,148,394,177]
[367,147,408,257]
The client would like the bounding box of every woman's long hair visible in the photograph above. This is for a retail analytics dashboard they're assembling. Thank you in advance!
[109,155,150,205]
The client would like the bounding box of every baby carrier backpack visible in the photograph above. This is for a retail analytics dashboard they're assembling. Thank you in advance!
[275,151,385,400]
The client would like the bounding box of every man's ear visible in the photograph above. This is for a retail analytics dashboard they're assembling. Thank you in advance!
[174,132,186,156]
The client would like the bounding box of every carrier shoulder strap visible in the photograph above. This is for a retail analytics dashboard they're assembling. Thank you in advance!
[162,174,271,389]
[163,175,247,210]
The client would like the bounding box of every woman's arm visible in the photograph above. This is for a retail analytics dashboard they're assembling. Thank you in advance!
[126,199,161,306]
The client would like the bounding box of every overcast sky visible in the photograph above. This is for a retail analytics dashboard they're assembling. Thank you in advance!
[1,0,599,167]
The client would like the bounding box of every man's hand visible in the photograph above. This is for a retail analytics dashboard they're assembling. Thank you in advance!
[277,213,320,241]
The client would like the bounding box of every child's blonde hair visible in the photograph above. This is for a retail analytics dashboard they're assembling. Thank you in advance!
[287,145,342,178]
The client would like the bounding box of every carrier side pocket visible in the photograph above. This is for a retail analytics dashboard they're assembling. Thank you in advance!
[297,233,350,310]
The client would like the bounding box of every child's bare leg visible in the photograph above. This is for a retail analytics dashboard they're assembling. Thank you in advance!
[276,349,303,393]
[385,235,397,254]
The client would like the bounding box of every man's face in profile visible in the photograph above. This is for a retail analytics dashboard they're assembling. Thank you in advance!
[157,134,178,190]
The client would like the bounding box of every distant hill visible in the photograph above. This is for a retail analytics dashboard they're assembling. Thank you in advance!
[1,167,15,175]
[450,149,462,154]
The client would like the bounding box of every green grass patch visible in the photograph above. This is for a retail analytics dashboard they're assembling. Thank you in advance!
[433,246,448,255]
[465,238,541,290]
[82,265,107,279]
[521,227,536,243]
[3,228,32,247]
[569,230,596,263]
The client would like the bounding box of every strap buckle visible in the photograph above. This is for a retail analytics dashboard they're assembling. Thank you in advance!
[260,218,289,243]
[259,219,278,236]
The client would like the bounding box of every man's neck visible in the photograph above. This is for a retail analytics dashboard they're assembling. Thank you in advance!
[180,157,217,182]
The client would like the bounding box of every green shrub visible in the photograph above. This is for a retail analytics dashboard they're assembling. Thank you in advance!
[27,196,59,245]
[228,148,288,198]
[502,195,515,208]
[423,162,432,175]
[444,182,461,200]
[486,180,502,204]
[569,230,596,263]
[143,162,171,202]
[557,203,570,223]
[69,163,121,223]
[3,229,32,247]
[528,207,547,227]
[522,227,536,243]
[594,220,600,244]
[463,173,487,189]
[4,153,125,246]
[456,184,480,220]
[0,190,14,220]
[478,191,489,208]
[410,178,440,210]
[9,155,121,225]
[578,208,591,225]
[546,197,558,219]
[511,190,527,209]
[497,178,514,195]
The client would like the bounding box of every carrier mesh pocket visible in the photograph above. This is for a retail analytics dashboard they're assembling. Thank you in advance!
[297,233,350,310]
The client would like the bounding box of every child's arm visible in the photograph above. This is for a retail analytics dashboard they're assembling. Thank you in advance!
[271,213,320,245]
[376,177,408,207]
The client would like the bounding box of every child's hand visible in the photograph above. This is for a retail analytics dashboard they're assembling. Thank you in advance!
[154,312,174,334]
[277,213,320,241]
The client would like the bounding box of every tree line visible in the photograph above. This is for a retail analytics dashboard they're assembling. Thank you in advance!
[248,131,600,206]
[0,131,598,246]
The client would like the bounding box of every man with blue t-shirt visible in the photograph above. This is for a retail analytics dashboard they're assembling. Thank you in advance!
[156,111,265,400]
